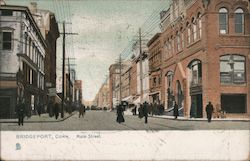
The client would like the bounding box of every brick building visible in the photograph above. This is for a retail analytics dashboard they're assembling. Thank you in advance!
[109,63,120,109]
[158,0,250,118]
[148,33,163,104]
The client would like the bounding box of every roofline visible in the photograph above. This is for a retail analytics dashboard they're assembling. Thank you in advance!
[147,33,161,47]
[1,5,48,49]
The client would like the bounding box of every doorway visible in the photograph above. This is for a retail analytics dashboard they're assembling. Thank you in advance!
[191,94,203,118]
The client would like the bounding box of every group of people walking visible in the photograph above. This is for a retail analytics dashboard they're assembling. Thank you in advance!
[115,100,215,124]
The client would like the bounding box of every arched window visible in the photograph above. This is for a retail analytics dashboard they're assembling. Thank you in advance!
[220,55,245,84]
[188,60,202,86]
[187,22,191,45]
[235,8,244,33]
[219,8,228,34]
[181,27,185,49]
[176,31,181,51]
[192,18,197,41]
[197,13,202,39]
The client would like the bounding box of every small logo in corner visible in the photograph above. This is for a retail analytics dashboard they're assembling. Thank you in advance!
[16,143,21,150]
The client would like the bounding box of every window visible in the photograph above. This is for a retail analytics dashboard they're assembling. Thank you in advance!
[192,18,197,41]
[219,8,228,34]
[220,55,245,84]
[189,60,202,86]
[1,10,13,16]
[181,28,185,49]
[176,31,181,51]
[187,23,191,45]
[235,8,244,33]
[1,31,12,50]
[197,13,202,38]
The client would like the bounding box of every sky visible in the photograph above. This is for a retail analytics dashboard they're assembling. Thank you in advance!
[5,0,169,101]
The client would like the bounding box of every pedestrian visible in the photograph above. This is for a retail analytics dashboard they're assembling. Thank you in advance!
[142,101,149,124]
[37,102,42,117]
[79,104,85,118]
[54,102,59,120]
[48,100,54,117]
[190,102,195,118]
[206,102,214,122]
[116,104,125,123]
[17,99,25,126]
[173,101,179,119]
[138,104,143,119]
[159,103,164,115]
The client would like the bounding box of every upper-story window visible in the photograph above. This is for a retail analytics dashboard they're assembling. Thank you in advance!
[176,31,181,52]
[197,13,202,39]
[0,31,12,50]
[192,18,197,41]
[187,22,191,45]
[1,10,13,16]
[219,8,228,34]
[188,60,202,86]
[181,28,185,49]
[235,8,244,34]
[220,55,245,84]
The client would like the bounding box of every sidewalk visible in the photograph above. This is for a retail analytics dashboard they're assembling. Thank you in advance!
[0,112,75,123]
[123,109,250,122]
[149,114,250,122]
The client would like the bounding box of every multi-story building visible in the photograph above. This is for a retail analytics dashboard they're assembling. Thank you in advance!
[96,80,110,109]
[121,66,132,103]
[0,5,47,118]
[148,33,163,104]
[29,2,60,105]
[130,59,138,104]
[159,0,250,118]
[74,80,82,107]
[109,63,120,109]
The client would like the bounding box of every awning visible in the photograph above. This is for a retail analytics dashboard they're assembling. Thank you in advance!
[133,96,141,104]
[122,95,133,102]
[54,94,62,103]
[149,91,160,96]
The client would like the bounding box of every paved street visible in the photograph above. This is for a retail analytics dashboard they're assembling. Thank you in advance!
[0,111,249,131]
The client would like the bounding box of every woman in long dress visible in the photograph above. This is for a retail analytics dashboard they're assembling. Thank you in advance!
[116,104,125,123]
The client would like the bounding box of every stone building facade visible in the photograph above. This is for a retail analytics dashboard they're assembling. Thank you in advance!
[0,5,47,118]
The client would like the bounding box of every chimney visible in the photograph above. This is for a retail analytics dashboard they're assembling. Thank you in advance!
[29,2,37,14]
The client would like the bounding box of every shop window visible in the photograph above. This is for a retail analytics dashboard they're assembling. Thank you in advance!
[219,8,228,34]
[221,95,246,113]
[235,8,244,33]
[220,55,245,84]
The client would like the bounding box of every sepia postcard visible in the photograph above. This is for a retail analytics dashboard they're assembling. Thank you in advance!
[0,0,249,160]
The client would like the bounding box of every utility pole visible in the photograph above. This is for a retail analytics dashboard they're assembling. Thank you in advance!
[62,21,65,118]
[119,54,122,104]
[60,21,78,118]
[139,28,143,104]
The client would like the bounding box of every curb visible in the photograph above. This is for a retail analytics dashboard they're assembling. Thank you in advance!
[0,112,75,124]
[148,115,250,122]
